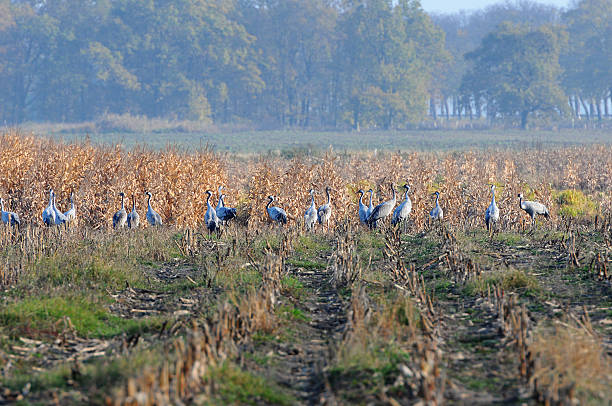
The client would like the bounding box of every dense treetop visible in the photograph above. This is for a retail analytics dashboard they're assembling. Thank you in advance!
[0,0,610,129]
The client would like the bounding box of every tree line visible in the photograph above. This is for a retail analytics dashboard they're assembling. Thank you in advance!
[0,0,610,130]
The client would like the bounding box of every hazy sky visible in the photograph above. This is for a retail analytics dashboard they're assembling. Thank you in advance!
[421,0,572,14]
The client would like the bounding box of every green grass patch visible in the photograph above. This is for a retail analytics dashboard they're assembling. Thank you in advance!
[277,304,310,323]
[286,258,325,270]
[464,269,540,297]
[203,362,295,405]
[280,275,306,299]
[0,295,162,339]
[294,234,331,257]
[555,189,598,218]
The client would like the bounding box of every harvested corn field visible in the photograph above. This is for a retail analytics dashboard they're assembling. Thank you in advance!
[0,130,611,405]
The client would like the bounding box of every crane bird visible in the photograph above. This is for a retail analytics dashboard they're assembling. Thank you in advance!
[0,198,20,227]
[113,192,127,229]
[392,184,412,229]
[429,191,443,222]
[485,185,500,234]
[127,194,140,229]
[64,191,76,224]
[42,189,57,226]
[366,189,374,220]
[367,183,396,229]
[304,189,317,231]
[317,186,332,231]
[52,192,68,225]
[205,190,220,235]
[518,193,549,227]
[358,189,369,224]
[266,195,287,225]
[145,191,163,226]
[216,187,237,225]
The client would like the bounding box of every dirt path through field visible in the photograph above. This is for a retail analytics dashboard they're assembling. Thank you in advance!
[271,263,346,405]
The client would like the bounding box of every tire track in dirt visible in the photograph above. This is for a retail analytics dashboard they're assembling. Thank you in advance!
[274,264,346,405]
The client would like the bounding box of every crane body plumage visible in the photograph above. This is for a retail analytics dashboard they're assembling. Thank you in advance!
[429,192,443,221]
[392,184,412,226]
[367,184,396,228]
[205,190,220,233]
[216,193,237,223]
[317,186,332,230]
[366,189,374,220]
[304,189,317,231]
[518,193,549,226]
[64,192,76,223]
[127,194,140,228]
[358,189,369,224]
[266,195,287,225]
[145,191,163,226]
[113,192,127,229]
[52,193,67,225]
[0,198,20,227]
[42,189,57,226]
[485,185,499,231]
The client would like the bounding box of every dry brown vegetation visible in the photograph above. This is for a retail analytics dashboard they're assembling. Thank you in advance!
[2,130,611,231]
[0,130,611,405]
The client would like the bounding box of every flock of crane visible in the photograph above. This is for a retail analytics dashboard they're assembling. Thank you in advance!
[0,183,550,232]
[268,182,550,232]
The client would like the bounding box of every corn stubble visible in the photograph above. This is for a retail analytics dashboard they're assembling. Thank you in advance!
[1,130,611,405]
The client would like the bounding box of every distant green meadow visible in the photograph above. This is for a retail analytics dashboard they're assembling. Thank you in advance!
[30,127,612,154]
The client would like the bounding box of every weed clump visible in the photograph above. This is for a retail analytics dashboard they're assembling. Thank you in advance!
[555,189,597,218]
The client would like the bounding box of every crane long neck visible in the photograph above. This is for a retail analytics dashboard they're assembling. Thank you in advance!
[404,190,409,200]
[147,195,152,209]
[132,196,135,211]
[391,186,396,202]
[120,194,125,210]
[435,195,439,206]
[368,191,373,207]
[267,198,273,209]
[311,193,315,207]
[49,192,54,206]
[0,200,4,211]
[70,194,74,209]
[326,189,330,205]
[359,192,364,206]
[491,190,496,205]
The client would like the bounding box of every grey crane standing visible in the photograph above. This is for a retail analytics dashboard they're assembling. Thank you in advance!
[304,189,317,231]
[113,192,127,229]
[392,184,412,229]
[358,189,369,224]
[0,198,20,227]
[317,186,332,231]
[367,183,396,229]
[518,193,549,228]
[42,189,57,226]
[266,195,287,225]
[485,185,500,234]
[205,190,220,235]
[64,191,76,224]
[216,187,237,224]
[366,189,374,220]
[429,191,443,222]
[145,191,163,226]
[52,192,68,225]
[127,194,140,229]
